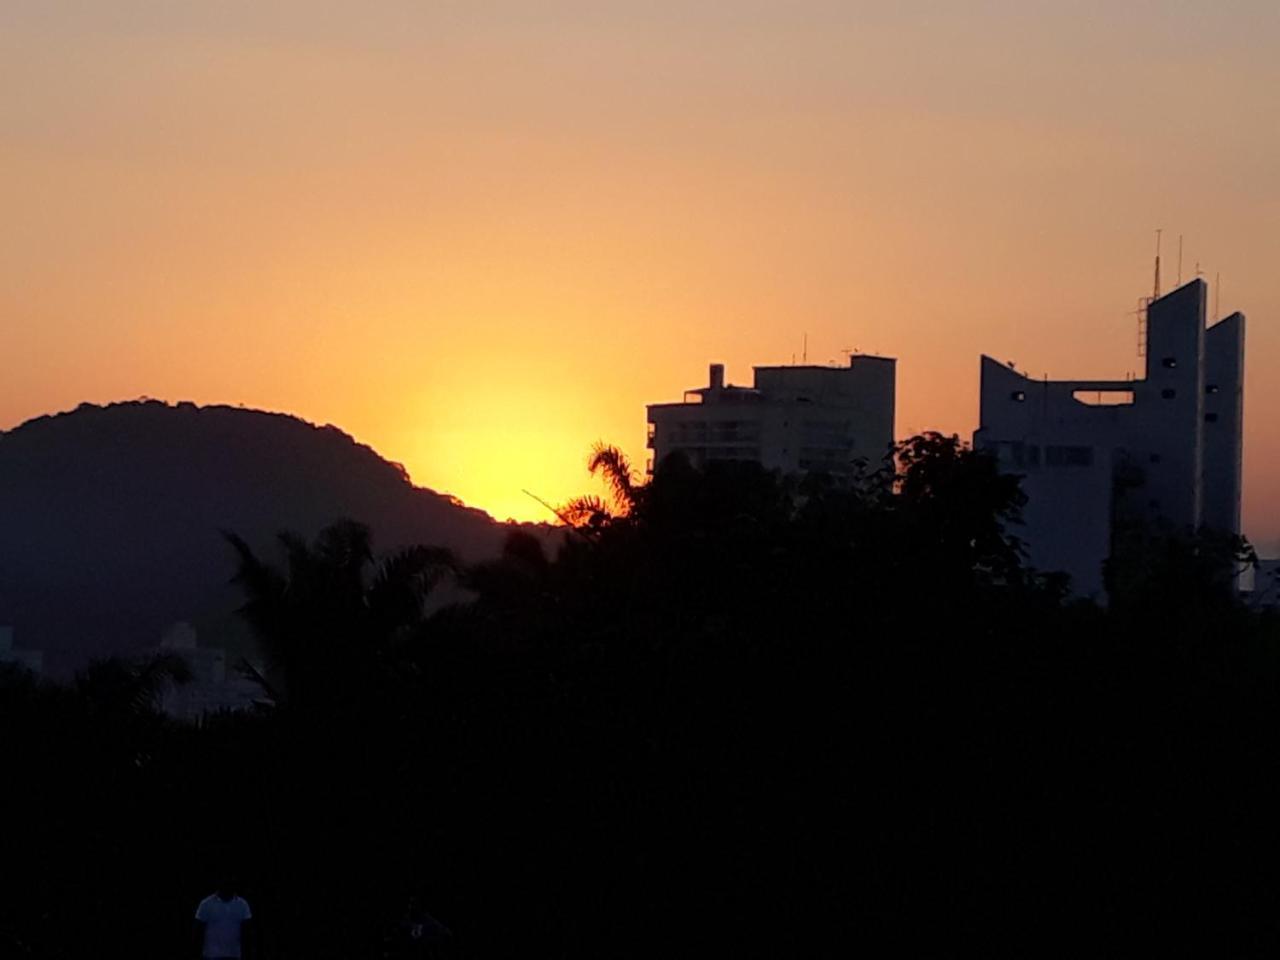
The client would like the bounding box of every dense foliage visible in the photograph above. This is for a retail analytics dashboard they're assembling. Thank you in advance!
[2,434,1277,958]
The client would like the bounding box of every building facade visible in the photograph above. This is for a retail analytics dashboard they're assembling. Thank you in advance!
[974,279,1245,597]
[646,356,896,479]
[154,621,263,722]
[1246,558,1280,610]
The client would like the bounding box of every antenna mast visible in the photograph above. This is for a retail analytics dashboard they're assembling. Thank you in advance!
[1153,228,1162,299]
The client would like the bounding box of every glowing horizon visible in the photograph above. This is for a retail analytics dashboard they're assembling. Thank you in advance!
[2,2,1278,546]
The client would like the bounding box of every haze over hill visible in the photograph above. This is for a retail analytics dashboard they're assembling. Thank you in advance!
[0,401,516,675]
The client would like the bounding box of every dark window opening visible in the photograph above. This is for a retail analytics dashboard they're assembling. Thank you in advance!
[1001,441,1033,467]
[1162,357,1177,369]
[1205,413,1219,423]
[1161,388,1176,399]
[1046,445,1093,467]
[1010,390,1026,402]
[1149,453,1162,464]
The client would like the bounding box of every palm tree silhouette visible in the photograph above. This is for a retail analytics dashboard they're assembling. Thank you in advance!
[73,652,193,718]
[224,520,455,710]
[559,442,643,529]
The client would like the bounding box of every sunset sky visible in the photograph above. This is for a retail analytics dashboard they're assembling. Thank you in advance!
[2,2,1277,547]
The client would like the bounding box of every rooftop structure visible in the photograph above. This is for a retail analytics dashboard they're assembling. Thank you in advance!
[646,355,896,478]
[974,279,1245,597]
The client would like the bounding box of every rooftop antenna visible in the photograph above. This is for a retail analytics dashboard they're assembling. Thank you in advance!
[1195,260,1204,279]
[1177,234,1183,286]
[802,332,808,364]
[1153,228,1163,299]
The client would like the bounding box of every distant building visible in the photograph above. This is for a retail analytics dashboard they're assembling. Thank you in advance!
[974,279,1245,597]
[1246,558,1280,610]
[155,622,263,722]
[646,356,896,479]
[0,626,43,675]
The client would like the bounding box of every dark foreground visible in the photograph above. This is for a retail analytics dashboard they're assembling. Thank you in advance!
[3,441,1277,958]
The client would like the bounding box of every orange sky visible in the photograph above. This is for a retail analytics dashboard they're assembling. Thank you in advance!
[2,2,1277,549]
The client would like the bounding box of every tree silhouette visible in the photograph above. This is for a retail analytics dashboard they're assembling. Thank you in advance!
[559,442,643,528]
[4,434,1279,958]
[73,651,193,719]
[224,520,455,711]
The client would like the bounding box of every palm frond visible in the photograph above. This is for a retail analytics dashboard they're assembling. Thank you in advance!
[235,656,281,705]
[587,442,637,513]
[559,494,614,529]
[367,545,457,626]
[224,531,286,599]
[129,652,193,713]
[73,653,192,716]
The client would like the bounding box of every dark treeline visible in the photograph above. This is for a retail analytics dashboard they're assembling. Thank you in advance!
[2,433,1278,958]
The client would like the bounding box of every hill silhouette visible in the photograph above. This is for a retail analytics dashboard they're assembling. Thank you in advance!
[0,400,511,675]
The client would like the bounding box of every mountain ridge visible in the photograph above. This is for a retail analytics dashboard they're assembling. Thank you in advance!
[0,400,519,675]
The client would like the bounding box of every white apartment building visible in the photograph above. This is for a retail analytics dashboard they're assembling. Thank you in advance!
[974,279,1245,597]
[646,355,896,479]
[1246,558,1279,610]
[155,621,263,722]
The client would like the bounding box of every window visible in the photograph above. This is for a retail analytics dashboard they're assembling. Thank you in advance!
[1046,445,1093,467]
[1149,453,1162,464]
[674,421,711,443]
[802,420,851,446]
[1205,413,1219,423]
[1206,384,1220,395]
[711,420,759,443]
[1161,388,1176,399]
[1010,390,1026,402]
[1162,357,1177,369]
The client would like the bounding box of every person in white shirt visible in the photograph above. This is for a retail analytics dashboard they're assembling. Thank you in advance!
[194,879,254,960]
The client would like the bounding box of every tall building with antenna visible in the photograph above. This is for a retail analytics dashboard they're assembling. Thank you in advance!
[974,279,1245,597]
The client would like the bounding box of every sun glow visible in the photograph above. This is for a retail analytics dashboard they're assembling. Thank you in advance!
[1,3,1277,548]
[397,390,618,524]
